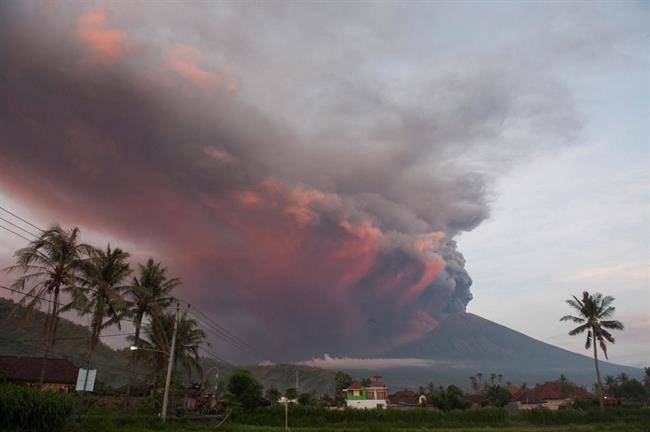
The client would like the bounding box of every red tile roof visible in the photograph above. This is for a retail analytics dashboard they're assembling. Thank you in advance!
[389,389,419,405]
[505,385,522,397]
[515,381,593,403]
[368,375,386,387]
[347,380,362,390]
[0,355,79,385]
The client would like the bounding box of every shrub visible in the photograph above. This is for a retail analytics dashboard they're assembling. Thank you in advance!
[234,405,508,427]
[0,382,74,432]
[227,369,263,411]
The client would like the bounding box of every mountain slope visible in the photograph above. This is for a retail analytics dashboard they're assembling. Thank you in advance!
[0,298,335,393]
[378,312,642,387]
[0,297,132,386]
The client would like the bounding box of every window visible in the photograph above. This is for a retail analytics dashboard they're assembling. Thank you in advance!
[367,391,375,399]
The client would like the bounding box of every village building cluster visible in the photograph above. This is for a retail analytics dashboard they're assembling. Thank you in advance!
[1,355,603,412]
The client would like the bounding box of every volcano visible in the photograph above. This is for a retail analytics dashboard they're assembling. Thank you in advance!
[368,312,642,387]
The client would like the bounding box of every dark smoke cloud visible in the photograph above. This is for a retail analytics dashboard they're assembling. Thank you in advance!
[0,2,578,360]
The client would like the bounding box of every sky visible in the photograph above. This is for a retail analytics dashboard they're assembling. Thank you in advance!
[0,1,648,367]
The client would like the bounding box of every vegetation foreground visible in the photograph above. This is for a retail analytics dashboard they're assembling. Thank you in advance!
[60,406,650,432]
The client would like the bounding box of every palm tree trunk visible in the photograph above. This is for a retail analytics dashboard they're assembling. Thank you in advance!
[592,327,605,413]
[124,312,143,409]
[38,298,53,387]
[81,300,103,405]
[39,288,59,387]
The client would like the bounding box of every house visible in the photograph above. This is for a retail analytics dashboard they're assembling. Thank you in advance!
[388,389,427,407]
[465,393,485,410]
[0,355,79,392]
[343,376,389,409]
[513,380,594,410]
[182,383,219,412]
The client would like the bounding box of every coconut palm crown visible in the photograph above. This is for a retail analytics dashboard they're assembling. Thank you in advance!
[4,224,92,385]
[133,310,207,384]
[560,291,624,411]
[69,245,131,364]
[123,258,179,406]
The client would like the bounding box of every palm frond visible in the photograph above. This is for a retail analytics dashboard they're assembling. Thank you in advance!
[566,298,584,313]
[600,320,624,330]
[560,315,584,323]
[569,323,590,336]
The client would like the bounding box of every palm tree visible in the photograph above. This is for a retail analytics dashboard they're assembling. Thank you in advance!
[4,225,91,385]
[135,310,207,386]
[560,291,624,412]
[70,245,131,367]
[123,259,179,406]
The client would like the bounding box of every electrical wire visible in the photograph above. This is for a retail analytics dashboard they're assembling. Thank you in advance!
[0,216,40,239]
[0,204,44,232]
[0,208,259,365]
[0,224,32,242]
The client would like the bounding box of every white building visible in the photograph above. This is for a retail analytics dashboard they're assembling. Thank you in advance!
[343,376,389,409]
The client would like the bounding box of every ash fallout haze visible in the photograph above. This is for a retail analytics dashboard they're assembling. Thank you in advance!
[0,1,648,370]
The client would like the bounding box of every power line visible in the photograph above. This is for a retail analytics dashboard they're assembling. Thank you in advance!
[177,299,253,351]
[2,287,242,370]
[0,336,136,379]
[0,209,252,365]
[13,332,136,343]
[0,204,44,232]
[0,224,32,242]
[184,307,251,354]
[189,305,252,349]
[0,284,136,324]
[0,216,39,239]
[197,345,236,369]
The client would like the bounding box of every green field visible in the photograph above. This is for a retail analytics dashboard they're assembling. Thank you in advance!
[79,424,649,432]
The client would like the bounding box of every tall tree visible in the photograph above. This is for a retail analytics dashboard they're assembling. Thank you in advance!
[334,370,352,405]
[136,309,206,385]
[4,225,91,385]
[70,245,131,366]
[228,369,263,410]
[124,259,179,406]
[561,291,624,412]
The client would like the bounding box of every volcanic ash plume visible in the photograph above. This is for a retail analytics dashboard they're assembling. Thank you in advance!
[0,2,577,360]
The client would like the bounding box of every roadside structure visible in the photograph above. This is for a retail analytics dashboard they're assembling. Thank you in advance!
[388,389,427,407]
[343,375,389,409]
[511,380,594,410]
[0,355,79,392]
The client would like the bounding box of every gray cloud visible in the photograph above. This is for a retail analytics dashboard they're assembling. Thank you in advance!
[0,1,582,360]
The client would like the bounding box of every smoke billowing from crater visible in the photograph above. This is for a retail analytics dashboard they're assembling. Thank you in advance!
[0,2,578,360]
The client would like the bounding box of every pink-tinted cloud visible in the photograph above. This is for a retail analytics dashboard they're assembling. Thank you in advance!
[77,9,128,61]
[165,44,238,90]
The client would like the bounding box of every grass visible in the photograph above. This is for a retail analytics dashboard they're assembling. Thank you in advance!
[64,407,650,432]
[79,424,649,432]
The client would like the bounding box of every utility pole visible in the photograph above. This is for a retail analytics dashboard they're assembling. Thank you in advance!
[161,303,180,422]
[295,369,299,394]
[284,399,289,432]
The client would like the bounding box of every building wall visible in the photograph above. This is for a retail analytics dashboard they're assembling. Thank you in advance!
[543,398,571,411]
[347,389,367,400]
[346,399,387,409]
[516,398,571,411]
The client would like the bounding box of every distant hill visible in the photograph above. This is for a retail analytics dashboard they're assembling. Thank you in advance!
[376,312,643,388]
[198,358,337,395]
[0,298,336,394]
[0,298,132,386]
